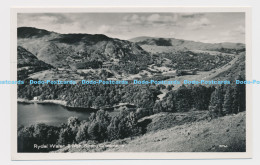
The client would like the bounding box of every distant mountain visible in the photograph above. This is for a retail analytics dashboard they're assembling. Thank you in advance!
[130,37,173,46]
[130,36,245,53]
[18,27,54,38]
[18,27,151,68]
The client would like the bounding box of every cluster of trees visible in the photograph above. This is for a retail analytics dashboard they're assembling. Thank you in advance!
[158,51,234,71]
[18,123,60,152]
[72,60,103,69]
[99,69,114,79]
[209,76,246,117]
[18,109,141,152]
[152,76,246,117]
[18,83,161,109]
[118,62,148,75]
[136,38,172,46]
[18,77,245,116]
[153,85,215,113]
[103,61,151,75]
[215,48,246,55]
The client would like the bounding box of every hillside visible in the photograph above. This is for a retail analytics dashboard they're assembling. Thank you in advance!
[130,36,245,54]
[17,27,246,82]
[18,27,54,38]
[17,46,52,68]
[213,53,246,81]
[18,27,151,68]
[108,112,245,152]
[54,111,245,152]
[17,46,53,79]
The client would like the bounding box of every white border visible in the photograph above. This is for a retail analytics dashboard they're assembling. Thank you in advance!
[11,7,252,160]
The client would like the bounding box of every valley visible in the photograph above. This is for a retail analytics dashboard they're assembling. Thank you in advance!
[17,27,247,153]
[17,27,245,84]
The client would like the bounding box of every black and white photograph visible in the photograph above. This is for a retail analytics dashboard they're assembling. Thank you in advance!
[11,7,251,159]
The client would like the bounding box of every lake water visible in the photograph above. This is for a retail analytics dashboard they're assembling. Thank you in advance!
[18,103,95,126]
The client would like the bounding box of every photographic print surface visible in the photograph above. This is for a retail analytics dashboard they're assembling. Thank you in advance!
[12,7,251,160]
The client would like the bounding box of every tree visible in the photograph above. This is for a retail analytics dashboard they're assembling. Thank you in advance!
[209,85,225,117]
[57,127,75,145]
[235,75,246,113]
[153,102,163,114]
[108,110,140,140]
[232,85,239,114]
[87,110,111,141]
[75,122,89,142]
[136,108,150,119]
[67,116,80,128]
[18,125,36,152]
[223,86,233,115]
[107,117,120,140]
[175,85,191,112]
[87,121,99,141]
[166,85,174,91]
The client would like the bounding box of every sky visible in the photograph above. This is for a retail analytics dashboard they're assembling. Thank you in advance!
[17,12,245,43]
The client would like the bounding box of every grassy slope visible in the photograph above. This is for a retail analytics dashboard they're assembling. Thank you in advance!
[138,111,209,133]
[107,112,245,152]
[55,111,245,153]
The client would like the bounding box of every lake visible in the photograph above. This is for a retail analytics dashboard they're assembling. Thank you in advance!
[18,103,96,126]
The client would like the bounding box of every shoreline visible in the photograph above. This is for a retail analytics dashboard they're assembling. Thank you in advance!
[17,98,68,106]
[17,98,100,111]
[18,98,136,111]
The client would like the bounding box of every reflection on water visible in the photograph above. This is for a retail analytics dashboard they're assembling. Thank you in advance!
[18,103,95,126]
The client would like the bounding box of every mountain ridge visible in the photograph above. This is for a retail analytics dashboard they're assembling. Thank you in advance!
[130,36,245,52]
[17,27,151,68]
[130,36,245,46]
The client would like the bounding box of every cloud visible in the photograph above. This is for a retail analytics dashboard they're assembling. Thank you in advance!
[234,25,245,35]
[179,13,204,18]
[122,14,178,26]
[18,13,74,26]
[219,25,245,43]
[220,25,245,37]
[187,17,212,30]
[121,14,143,25]
[18,13,95,34]
[97,25,131,36]
[17,13,245,43]
[147,14,178,24]
[98,25,112,34]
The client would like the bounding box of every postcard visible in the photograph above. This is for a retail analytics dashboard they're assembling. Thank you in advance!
[11,7,252,160]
